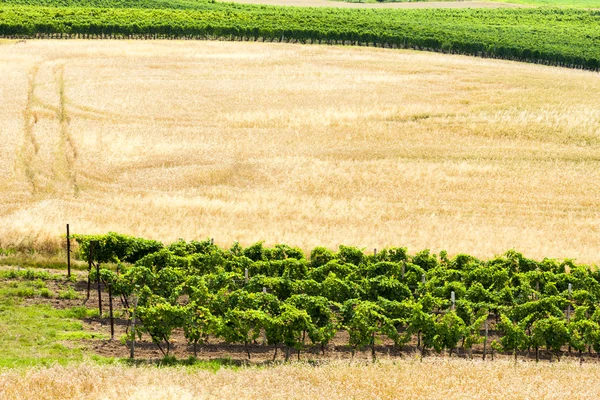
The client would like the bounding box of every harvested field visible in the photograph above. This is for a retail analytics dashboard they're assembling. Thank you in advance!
[0,40,599,262]
[2,359,600,399]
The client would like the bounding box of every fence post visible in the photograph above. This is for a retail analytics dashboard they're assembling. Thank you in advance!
[451,291,455,311]
[483,320,488,361]
[66,224,71,278]
[130,294,138,360]
[86,241,95,300]
[245,268,249,284]
[97,259,102,317]
[374,248,377,257]
[567,283,573,321]
[401,261,405,281]
[108,283,114,340]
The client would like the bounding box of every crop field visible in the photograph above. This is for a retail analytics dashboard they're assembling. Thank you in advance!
[225,0,528,8]
[1,0,600,394]
[1,40,599,262]
[1,0,599,69]
[333,0,599,7]
[3,360,600,399]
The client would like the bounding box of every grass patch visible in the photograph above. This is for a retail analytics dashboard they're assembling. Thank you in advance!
[0,300,106,367]
[0,255,88,271]
[56,331,108,340]
[118,356,242,372]
[0,268,55,281]
[0,280,51,298]
[57,287,81,300]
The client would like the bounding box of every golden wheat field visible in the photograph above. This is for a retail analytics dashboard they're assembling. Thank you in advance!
[0,40,599,262]
[2,359,600,399]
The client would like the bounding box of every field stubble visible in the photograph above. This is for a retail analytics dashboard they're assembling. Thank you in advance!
[2,359,600,399]
[0,40,599,262]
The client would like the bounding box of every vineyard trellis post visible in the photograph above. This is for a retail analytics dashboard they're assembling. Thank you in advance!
[401,261,405,281]
[567,283,572,322]
[108,283,114,340]
[66,224,71,278]
[130,294,138,360]
[567,283,572,354]
[483,319,488,360]
[97,257,102,317]
[86,241,97,300]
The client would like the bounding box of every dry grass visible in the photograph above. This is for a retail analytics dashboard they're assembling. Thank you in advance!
[1,40,599,262]
[2,359,600,399]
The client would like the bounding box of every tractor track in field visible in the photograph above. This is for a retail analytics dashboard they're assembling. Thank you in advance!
[18,61,79,198]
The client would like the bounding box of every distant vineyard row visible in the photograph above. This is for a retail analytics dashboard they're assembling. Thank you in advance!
[0,2,598,70]
[76,233,600,362]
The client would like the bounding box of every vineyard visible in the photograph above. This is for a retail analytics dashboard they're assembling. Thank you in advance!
[73,232,600,362]
[0,0,599,70]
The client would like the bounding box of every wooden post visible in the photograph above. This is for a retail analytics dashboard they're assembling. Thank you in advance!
[130,294,138,359]
[245,268,249,284]
[66,224,71,278]
[263,286,267,294]
[422,273,426,284]
[567,283,572,354]
[401,261,405,281]
[374,248,377,257]
[483,320,488,361]
[567,283,573,322]
[451,291,455,311]
[97,259,102,317]
[86,241,95,299]
[108,283,114,340]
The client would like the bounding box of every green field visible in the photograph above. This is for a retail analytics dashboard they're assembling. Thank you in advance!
[493,0,600,8]
[339,0,600,8]
[0,0,599,69]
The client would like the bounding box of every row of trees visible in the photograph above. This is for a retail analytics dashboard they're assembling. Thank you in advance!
[0,4,598,70]
[80,233,600,362]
